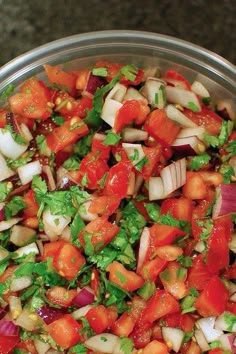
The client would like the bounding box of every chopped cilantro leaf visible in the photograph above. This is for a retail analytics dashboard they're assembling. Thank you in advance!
[0,84,15,100]
[137,281,156,300]
[159,212,190,233]
[63,155,80,170]
[224,312,236,331]
[73,130,93,158]
[129,148,139,162]
[177,255,193,268]
[121,201,146,244]
[197,218,213,241]
[189,153,211,171]
[204,120,234,148]
[119,337,134,354]
[36,134,48,155]
[68,343,87,353]
[103,131,121,146]
[219,163,235,183]
[51,114,65,126]
[135,156,148,171]
[70,213,85,244]
[32,175,48,195]
[81,174,88,187]
[92,67,108,77]
[187,101,199,112]
[0,261,9,276]
[7,151,34,170]
[0,181,13,202]
[202,96,211,105]
[120,64,138,82]
[4,196,26,219]
[3,125,26,145]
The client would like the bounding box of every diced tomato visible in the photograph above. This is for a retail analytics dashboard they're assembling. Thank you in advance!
[163,312,195,333]
[149,223,185,248]
[195,276,229,317]
[46,116,89,153]
[91,133,111,160]
[143,340,169,354]
[206,215,233,274]
[182,172,208,200]
[144,109,180,146]
[90,268,100,297]
[103,160,133,198]
[192,199,213,219]
[0,109,7,127]
[160,197,193,222]
[208,349,225,354]
[73,151,109,190]
[130,324,152,349]
[114,99,150,132]
[86,305,110,334]
[22,190,39,218]
[78,216,119,253]
[75,69,90,90]
[139,257,167,281]
[188,255,214,291]
[9,77,52,119]
[184,340,201,354]
[15,340,37,354]
[0,265,17,283]
[226,301,236,315]
[111,312,135,337]
[46,286,77,307]
[88,194,121,216]
[141,146,162,180]
[164,69,191,90]
[160,261,188,299]
[44,64,77,95]
[183,107,223,135]
[106,261,144,292]
[129,296,147,323]
[43,240,67,262]
[0,335,20,354]
[54,243,85,280]
[47,314,82,349]
[141,290,180,324]
[223,264,236,280]
[53,90,93,118]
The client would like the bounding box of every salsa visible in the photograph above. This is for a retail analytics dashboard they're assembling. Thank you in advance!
[0,61,235,354]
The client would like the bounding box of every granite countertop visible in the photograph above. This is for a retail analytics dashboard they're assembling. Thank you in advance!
[0,0,235,66]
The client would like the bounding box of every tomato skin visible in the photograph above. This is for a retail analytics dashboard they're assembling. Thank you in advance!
[187,255,213,291]
[103,160,133,198]
[0,335,20,354]
[149,223,185,248]
[141,290,180,324]
[130,324,152,349]
[86,305,110,334]
[46,116,89,153]
[22,190,39,218]
[111,312,135,337]
[141,146,162,180]
[160,197,193,222]
[107,261,144,292]
[195,276,229,317]
[91,133,111,160]
[44,64,77,95]
[47,314,82,349]
[144,109,180,146]
[78,216,119,253]
[9,78,52,119]
[53,90,93,118]
[164,69,191,90]
[143,340,169,354]
[75,151,109,190]
[55,243,85,280]
[160,261,188,300]
[183,107,223,135]
[182,171,208,200]
[43,240,67,262]
[114,99,150,132]
[88,194,121,216]
[206,215,232,274]
[138,257,167,281]
[46,286,77,307]
[90,268,100,297]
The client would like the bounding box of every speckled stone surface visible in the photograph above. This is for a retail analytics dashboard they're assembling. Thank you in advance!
[0,0,235,66]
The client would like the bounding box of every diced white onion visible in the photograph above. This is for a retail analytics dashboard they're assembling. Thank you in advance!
[15,307,40,331]
[149,176,165,201]
[194,329,210,352]
[216,99,236,120]
[0,153,15,182]
[72,305,93,320]
[122,143,145,165]
[17,160,42,185]
[0,129,28,159]
[9,295,22,319]
[162,327,185,353]
[123,87,147,102]
[196,317,223,343]
[10,225,36,246]
[194,240,206,253]
[137,227,150,272]
[0,247,9,262]
[14,242,39,258]
[61,225,71,242]
[172,136,206,155]
[160,158,186,196]
[19,123,33,142]
[177,126,206,140]
[10,276,32,292]
[106,83,127,102]
[218,334,235,351]
[215,312,236,332]
[42,165,56,191]
[191,81,210,98]
[84,333,120,354]
[34,339,50,354]
[165,104,197,128]
[122,128,148,143]
[0,217,22,232]
[166,86,201,111]
[42,209,71,241]
[101,99,123,127]
[141,77,166,109]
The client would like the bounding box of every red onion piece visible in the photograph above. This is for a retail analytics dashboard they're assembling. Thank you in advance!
[212,184,236,219]
[72,287,95,308]
[84,72,105,95]
[36,305,66,325]
[0,208,5,222]
[0,320,19,336]
[172,136,206,156]
[0,308,6,320]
